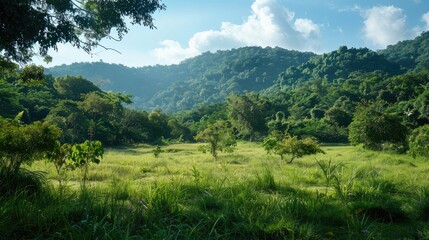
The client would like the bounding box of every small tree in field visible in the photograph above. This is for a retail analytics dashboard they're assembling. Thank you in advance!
[45,141,73,188]
[408,125,429,159]
[46,140,104,190]
[195,121,236,160]
[263,131,325,163]
[69,140,104,188]
[263,130,286,159]
[153,145,163,158]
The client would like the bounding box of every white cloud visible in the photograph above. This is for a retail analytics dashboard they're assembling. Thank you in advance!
[152,0,321,65]
[152,40,198,65]
[423,12,429,30]
[294,18,321,39]
[335,4,362,13]
[362,6,408,48]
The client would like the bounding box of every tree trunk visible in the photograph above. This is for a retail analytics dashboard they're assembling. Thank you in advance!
[211,142,217,160]
[287,155,296,164]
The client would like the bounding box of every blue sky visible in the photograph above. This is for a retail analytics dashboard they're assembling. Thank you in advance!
[33,0,429,67]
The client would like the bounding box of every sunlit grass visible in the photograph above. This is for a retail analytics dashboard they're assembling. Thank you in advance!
[12,142,429,239]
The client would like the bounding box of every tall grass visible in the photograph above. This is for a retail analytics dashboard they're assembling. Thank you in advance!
[2,143,429,239]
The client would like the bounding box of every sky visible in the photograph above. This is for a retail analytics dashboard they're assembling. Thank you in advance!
[32,0,429,67]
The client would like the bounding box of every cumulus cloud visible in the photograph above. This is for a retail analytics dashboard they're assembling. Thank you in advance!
[362,6,408,48]
[423,12,429,30]
[152,0,321,65]
[152,40,198,65]
[294,18,321,39]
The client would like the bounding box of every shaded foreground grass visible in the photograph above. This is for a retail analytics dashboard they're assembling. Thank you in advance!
[2,142,429,239]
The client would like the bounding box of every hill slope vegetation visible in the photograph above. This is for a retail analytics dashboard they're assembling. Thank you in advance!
[47,47,315,111]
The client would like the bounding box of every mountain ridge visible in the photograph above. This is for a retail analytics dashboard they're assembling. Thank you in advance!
[46,47,316,111]
[46,32,429,112]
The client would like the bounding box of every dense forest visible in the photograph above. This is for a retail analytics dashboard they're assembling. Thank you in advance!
[1,31,429,152]
[47,47,315,111]
[13,31,420,147]
[0,68,193,146]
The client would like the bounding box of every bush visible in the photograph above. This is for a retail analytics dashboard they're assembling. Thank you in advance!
[0,117,61,174]
[0,169,46,196]
[349,103,408,151]
[408,124,429,158]
[287,119,349,143]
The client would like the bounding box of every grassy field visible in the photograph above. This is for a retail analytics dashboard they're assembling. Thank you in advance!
[3,142,429,239]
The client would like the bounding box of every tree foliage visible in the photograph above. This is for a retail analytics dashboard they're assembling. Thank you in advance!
[45,140,103,188]
[69,140,104,187]
[0,61,189,146]
[195,121,236,160]
[0,79,23,118]
[408,125,429,159]
[45,141,72,187]
[54,75,100,101]
[227,92,272,141]
[349,103,408,151]
[277,46,402,89]
[20,65,45,84]
[2,32,429,150]
[48,47,315,111]
[0,0,165,62]
[263,131,325,163]
[380,31,429,71]
[152,145,163,158]
[0,117,61,174]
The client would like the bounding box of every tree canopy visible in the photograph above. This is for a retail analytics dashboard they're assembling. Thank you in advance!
[0,0,165,62]
[263,131,325,163]
[348,102,408,151]
[227,92,272,141]
[2,31,429,151]
[195,120,236,160]
[0,117,61,174]
[380,31,429,71]
[47,47,315,111]
[408,124,429,159]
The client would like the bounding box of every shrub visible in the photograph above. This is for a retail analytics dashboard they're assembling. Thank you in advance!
[408,124,429,158]
[153,146,163,158]
[349,103,408,151]
[0,117,61,174]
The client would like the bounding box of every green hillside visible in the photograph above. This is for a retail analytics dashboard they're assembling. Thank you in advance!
[379,31,429,71]
[47,47,315,111]
[46,62,187,107]
[274,46,403,89]
[46,31,429,113]
[1,32,427,146]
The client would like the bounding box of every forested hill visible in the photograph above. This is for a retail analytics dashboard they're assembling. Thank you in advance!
[379,31,429,72]
[46,47,315,111]
[272,46,403,91]
[46,31,429,112]
[46,62,189,107]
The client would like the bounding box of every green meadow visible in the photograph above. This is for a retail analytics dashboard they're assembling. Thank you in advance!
[2,142,428,239]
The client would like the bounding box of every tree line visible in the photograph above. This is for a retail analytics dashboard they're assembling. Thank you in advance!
[2,32,429,176]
